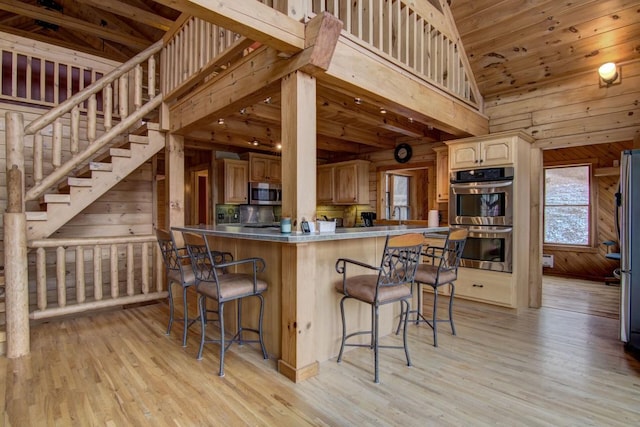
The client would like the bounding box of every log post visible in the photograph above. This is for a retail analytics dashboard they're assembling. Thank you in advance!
[4,112,30,358]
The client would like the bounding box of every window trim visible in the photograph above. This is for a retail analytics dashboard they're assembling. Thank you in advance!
[543,160,596,249]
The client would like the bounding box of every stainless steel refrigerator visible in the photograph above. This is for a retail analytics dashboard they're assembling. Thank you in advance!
[620,149,640,357]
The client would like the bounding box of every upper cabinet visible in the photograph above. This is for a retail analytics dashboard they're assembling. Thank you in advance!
[242,153,281,183]
[448,137,514,170]
[433,146,449,203]
[318,160,370,205]
[217,159,248,204]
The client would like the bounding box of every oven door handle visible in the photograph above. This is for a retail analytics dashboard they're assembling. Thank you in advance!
[467,226,513,234]
[451,181,513,189]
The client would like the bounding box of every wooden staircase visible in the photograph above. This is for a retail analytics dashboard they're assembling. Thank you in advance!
[25,123,164,241]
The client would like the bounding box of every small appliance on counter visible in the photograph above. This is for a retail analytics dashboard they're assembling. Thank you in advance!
[361,211,376,227]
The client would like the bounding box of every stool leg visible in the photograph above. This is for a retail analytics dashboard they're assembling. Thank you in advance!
[166,281,174,336]
[257,294,268,359]
[432,286,439,347]
[218,302,226,377]
[415,282,423,325]
[181,285,189,347]
[197,294,207,360]
[373,303,380,384]
[449,283,456,336]
[401,299,412,368]
[237,298,243,345]
[337,296,348,363]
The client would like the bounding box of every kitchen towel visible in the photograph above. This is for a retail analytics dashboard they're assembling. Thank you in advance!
[428,210,439,227]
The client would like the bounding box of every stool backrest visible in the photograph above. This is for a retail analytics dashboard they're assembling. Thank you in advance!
[438,228,468,273]
[378,233,424,288]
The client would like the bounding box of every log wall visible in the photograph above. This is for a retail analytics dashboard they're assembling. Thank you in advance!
[485,60,640,280]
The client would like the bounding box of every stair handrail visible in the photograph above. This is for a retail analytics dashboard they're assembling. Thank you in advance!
[24,94,162,202]
[24,40,163,136]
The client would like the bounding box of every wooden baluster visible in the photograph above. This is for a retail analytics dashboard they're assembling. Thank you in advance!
[76,246,85,303]
[71,105,80,154]
[57,246,66,308]
[11,52,17,99]
[36,247,47,311]
[148,55,156,98]
[104,84,113,130]
[94,245,103,301]
[119,75,128,118]
[88,94,97,143]
[141,242,149,294]
[53,119,62,169]
[134,64,142,111]
[111,244,119,298]
[26,56,33,101]
[33,132,43,185]
[127,243,134,296]
[155,245,164,292]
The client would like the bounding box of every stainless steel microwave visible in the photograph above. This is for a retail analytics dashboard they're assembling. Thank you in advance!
[248,182,282,205]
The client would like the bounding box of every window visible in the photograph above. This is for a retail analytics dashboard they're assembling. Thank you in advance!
[544,165,591,246]
[385,173,410,220]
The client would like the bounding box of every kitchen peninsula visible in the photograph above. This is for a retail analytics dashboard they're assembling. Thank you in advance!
[173,224,448,382]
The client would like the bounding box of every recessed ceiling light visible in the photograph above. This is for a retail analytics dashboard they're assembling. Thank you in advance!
[252,140,260,146]
[380,107,387,114]
[276,143,282,150]
[217,118,225,125]
[408,118,414,123]
[354,97,362,105]
[264,97,272,104]
[239,108,246,115]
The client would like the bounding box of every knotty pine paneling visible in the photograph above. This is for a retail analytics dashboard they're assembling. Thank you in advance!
[541,142,631,280]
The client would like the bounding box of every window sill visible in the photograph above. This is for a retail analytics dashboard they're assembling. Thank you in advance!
[543,244,598,254]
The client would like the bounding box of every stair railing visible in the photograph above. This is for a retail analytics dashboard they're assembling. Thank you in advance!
[22,40,163,202]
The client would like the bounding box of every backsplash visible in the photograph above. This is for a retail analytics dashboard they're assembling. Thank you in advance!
[215,205,282,224]
[317,204,375,227]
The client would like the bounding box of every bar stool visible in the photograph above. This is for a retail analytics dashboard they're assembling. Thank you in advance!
[335,233,423,383]
[397,228,468,347]
[183,232,268,377]
[155,228,198,347]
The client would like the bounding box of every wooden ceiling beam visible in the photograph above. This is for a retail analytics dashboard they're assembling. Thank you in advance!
[152,0,304,54]
[76,0,174,31]
[0,0,152,49]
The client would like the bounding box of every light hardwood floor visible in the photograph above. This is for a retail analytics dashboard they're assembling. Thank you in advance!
[2,278,639,426]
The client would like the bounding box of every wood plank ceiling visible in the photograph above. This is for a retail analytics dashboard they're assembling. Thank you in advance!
[1,0,638,157]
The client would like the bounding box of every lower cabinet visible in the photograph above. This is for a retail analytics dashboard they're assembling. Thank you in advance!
[454,267,514,307]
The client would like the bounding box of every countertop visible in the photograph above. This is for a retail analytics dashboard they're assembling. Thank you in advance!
[172,224,450,243]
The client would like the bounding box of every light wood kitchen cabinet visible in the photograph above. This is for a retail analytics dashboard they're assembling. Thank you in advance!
[242,153,281,182]
[448,137,514,170]
[317,164,334,203]
[453,267,514,307]
[433,146,449,202]
[217,159,248,204]
[333,160,370,205]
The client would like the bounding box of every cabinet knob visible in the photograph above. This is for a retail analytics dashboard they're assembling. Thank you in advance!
[474,160,479,163]
[479,159,484,163]
[472,283,484,288]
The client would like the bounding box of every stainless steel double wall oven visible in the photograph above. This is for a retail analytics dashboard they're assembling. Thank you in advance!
[449,167,514,273]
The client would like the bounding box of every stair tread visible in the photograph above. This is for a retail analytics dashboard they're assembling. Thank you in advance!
[26,211,48,221]
[44,194,71,203]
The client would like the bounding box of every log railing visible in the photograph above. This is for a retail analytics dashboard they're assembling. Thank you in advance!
[23,41,162,202]
[162,16,251,102]
[27,235,165,320]
[257,0,481,107]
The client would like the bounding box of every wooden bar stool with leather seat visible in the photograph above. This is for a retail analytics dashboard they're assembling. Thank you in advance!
[335,233,424,383]
[397,228,468,347]
[183,231,268,377]
[156,228,200,347]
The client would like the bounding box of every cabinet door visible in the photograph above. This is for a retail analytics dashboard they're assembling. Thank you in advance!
[267,159,281,183]
[317,166,334,203]
[334,164,357,203]
[435,148,449,202]
[481,138,514,167]
[225,160,248,204]
[449,142,480,170]
[454,267,514,307]
[250,156,269,182]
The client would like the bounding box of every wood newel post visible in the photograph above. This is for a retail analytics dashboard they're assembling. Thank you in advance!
[4,112,30,358]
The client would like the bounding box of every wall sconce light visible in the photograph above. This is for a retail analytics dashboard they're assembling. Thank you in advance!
[598,62,621,87]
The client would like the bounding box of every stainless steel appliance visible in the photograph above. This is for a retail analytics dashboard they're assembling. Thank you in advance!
[449,167,514,273]
[248,182,282,205]
[449,167,514,226]
[460,226,513,273]
[619,149,640,357]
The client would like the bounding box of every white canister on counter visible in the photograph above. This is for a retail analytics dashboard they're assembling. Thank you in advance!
[428,210,440,227]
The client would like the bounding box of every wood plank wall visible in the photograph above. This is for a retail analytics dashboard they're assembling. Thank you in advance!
[484,60,640,280]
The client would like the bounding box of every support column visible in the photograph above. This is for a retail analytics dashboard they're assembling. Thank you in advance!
[278,71,319,382]
[165,134,185,237]
[4,112,30,358]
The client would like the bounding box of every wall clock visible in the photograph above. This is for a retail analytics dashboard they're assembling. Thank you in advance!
[394,143,412,163]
